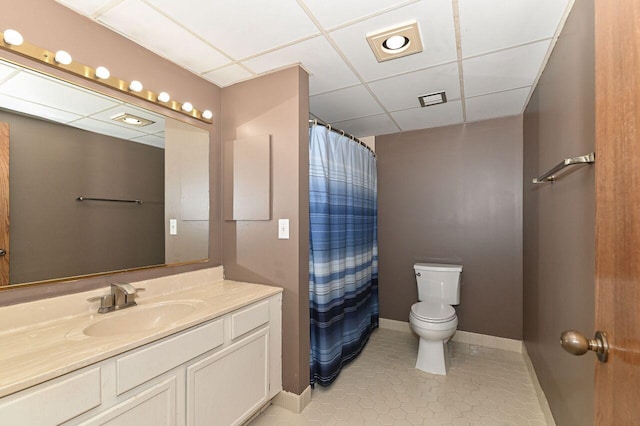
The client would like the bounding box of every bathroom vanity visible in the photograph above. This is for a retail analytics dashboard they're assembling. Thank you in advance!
[0,267,282,425]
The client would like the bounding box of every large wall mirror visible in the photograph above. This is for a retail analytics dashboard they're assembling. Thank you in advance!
[0,58,209,287]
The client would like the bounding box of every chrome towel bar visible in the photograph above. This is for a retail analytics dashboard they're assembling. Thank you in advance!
[76,196,143,204]
[532,152,595,184]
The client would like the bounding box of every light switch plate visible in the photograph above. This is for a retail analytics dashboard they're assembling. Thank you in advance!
[169,219,178,235]
[278,219,289,239]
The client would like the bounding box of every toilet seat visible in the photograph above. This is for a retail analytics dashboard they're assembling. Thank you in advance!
[410,301,456,323]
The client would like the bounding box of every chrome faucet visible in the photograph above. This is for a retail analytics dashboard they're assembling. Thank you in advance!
[87,283,145,313]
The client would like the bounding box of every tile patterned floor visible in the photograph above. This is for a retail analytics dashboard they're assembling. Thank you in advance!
[250,328,548,425]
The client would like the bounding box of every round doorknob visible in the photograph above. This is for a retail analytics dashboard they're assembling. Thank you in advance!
[560,330,609,363]
[0,249,5,256]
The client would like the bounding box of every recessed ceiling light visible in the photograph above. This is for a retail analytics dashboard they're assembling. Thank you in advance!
[418,91,447,108]
[111,112,154,127]
[382,35,410,53]
[366,21,423,62]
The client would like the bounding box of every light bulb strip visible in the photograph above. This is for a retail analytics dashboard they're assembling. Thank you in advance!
[0,31,213,124]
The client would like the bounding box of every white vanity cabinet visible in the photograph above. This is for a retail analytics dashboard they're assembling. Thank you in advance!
[0,293,282,426]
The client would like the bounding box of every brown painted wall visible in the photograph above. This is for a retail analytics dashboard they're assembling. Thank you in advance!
[377,116,523,339]
[522,1,595,424]
[0,0,221,304]
[221,67,310,395]
[2,110,164,284]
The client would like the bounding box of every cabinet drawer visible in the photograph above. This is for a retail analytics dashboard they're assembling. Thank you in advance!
[0,367,101,426]
[117,319,223,394]
[231,300,269,340]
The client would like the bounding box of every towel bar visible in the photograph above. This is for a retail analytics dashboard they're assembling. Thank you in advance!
[532,152,595,184]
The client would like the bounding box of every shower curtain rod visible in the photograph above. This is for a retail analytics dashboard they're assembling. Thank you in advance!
[309,119,375,157]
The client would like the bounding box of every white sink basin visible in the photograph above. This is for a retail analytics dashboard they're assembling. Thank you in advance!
[82,302,199,337]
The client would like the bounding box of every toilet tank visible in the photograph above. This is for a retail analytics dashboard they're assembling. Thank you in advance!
[414,263,463,305]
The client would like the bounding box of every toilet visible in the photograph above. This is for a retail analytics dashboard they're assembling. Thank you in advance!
[409,262,463,375]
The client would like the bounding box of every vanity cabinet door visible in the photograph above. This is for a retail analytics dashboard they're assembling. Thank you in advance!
[186,327,269,426]
[78,377,178,426]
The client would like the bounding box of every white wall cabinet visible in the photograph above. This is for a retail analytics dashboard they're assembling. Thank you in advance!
[0,294,282,426]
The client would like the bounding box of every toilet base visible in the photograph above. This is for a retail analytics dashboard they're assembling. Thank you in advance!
[415,337,450,375]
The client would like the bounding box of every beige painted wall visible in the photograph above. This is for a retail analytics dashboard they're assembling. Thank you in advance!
[0,0,221,305]
[376,116,524,339]
[522,0,595,424]
[221,66,310,395]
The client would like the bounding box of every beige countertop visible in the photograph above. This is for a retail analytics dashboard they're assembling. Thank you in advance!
[0,267,282,398]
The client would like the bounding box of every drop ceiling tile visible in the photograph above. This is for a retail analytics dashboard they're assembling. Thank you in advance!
[330,1,457,82]
[459,0,571,57]
[242,36,359,95]
[391,100,463,131]
[463,40,550,97]
[0,94,82,124]
[146,0,319,59]
[331,113,399,138]
[88,103,166,135]
[130,134,165,148]
[368,62,460,112]
[55,0,112,16]
[0,70,118,115]
[301,0,415,29]
[202,64,253,87]
[68,117,147,140]
[97,0,230,74]
[465,87,530,122]
[310,85,384,122]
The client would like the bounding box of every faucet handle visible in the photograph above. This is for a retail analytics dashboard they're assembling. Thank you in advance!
[87,294,115,313]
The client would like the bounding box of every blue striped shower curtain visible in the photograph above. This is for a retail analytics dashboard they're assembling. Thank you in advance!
[309,124,378,387]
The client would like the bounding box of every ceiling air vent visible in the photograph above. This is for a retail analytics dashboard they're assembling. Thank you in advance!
[418,91,447,107]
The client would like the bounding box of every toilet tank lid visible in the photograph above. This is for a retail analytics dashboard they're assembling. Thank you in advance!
[414,262,463,272]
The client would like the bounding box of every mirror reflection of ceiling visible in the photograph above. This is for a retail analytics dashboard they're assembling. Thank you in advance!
[0,59,166,148]
[55,0,571,137]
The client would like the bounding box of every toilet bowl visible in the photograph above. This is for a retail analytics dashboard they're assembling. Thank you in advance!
[409,263,463,375]
[409,301,458,375]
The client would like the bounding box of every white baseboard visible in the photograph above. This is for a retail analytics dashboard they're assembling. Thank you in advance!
[522,345,556,426]
[379,317,412,333]
[272,386,312,414]
[379,318,523,353]
[452,330,523,353]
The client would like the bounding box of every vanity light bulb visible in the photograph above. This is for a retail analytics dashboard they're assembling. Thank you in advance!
[129,80,143,92]
[54,50,72,65]
[202,110,213,120]
[181,102,193,113]
[157,91,170,103]
[95,66,110,80]
[3,29,24,46]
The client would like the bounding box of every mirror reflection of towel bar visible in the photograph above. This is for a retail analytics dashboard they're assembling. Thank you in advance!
[532,152,595,184]
[76,196,143,204]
